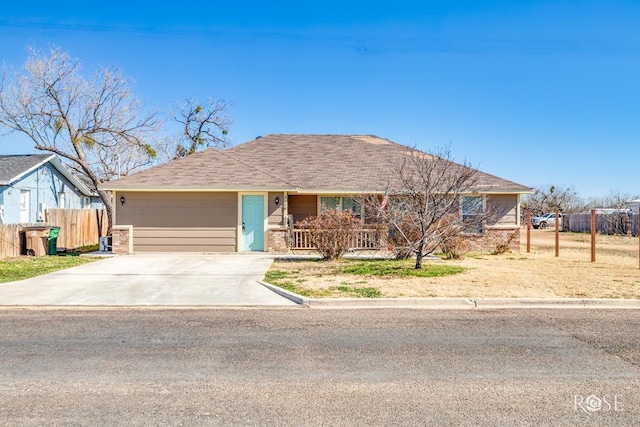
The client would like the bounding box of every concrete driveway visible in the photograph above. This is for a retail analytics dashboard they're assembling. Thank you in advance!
[0,254,297,307]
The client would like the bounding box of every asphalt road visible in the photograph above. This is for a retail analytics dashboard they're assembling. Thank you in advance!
[1,308,639,426]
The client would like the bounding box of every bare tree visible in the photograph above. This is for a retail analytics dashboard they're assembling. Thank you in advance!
[588,190,639,210]
[172,97,231,159]
[522,184,585,217]
[588,190,639,235]
[367,146,481,269]
[0,47,160,231]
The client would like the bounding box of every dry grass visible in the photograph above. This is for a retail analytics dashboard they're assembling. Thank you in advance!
[268,228,640,298]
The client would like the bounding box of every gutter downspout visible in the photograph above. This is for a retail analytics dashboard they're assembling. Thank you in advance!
[36,166,40,223]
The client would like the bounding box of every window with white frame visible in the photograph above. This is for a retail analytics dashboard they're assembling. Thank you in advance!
[319,196,362,220]
[461,195,484,233]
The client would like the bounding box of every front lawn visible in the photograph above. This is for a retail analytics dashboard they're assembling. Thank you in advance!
[340,259,464,277]
[264,258,465,298]
[0,256,97,283]
[264,231,640,299]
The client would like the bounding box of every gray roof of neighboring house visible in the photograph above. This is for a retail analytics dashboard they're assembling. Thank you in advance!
[0,154,53,185]
[0,154,97,196]
[102,134,532,194]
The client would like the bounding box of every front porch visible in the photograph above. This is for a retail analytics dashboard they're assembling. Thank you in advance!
[267,227,386,253]
[267,193,521,254]
[267,226,520,254]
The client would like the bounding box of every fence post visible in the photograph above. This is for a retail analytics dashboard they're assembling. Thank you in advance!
[555,210,560,257]
[591,209,596,263]
[526,210,531,253]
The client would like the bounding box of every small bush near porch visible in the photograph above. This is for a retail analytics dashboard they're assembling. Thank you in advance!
[296,209,362,260]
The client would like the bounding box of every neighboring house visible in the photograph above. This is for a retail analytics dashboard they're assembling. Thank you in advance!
[101,134,533,254]
[0,154,102,224]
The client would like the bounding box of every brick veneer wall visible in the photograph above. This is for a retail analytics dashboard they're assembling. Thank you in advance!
[112,225,133,254]
[465,227,521,253]
[268,228,289,253]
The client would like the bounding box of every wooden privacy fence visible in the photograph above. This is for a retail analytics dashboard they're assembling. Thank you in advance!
[45,209,108,250]
[0,224,23,258]
[0,209,107,259]
[564,213,637,236]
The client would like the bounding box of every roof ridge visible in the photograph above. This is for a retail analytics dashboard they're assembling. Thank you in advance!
[261,133,385,138]
[0,153,53,158]
[251,134,405,148]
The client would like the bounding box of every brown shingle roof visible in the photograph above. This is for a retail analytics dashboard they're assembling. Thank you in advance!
[102,134,531,193]
[101,146,295,190]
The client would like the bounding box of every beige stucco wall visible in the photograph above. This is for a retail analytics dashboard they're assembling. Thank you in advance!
[268,192,285,227]
[486,194,518,226]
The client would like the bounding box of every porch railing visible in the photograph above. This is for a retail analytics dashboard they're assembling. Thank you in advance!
[290,228,382,250]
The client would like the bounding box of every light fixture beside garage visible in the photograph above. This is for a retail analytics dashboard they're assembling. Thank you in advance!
[120,196,125,206]
[275,197,280,206]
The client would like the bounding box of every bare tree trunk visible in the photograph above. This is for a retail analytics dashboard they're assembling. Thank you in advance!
[97,189,114,235]
[414,242,424,269]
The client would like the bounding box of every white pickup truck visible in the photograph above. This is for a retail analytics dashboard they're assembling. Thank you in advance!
[531,212,563,229]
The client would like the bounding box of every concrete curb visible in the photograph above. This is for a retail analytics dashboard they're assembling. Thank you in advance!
[0,305,304,311]
[474,298,640,309]
[257,281,310,306]
[309,297,476,309]
[258,281,640,309]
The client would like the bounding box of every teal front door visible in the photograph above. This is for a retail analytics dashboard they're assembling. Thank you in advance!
[241,195,264,251]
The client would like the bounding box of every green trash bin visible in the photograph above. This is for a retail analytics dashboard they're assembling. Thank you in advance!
[48,226,60,255]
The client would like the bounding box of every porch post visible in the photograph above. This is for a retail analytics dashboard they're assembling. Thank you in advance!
[283,191,290,249]
[283,192,288,226]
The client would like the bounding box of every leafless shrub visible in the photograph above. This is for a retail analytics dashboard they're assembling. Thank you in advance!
[387,219,421,260]
[298,209,361,261]
[440,235,470,259]
[491,231,519,255]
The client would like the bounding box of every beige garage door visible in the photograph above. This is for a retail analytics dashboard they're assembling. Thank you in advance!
[117,192,238,252]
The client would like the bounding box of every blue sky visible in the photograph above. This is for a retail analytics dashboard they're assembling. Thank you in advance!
[0,1,639,199]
